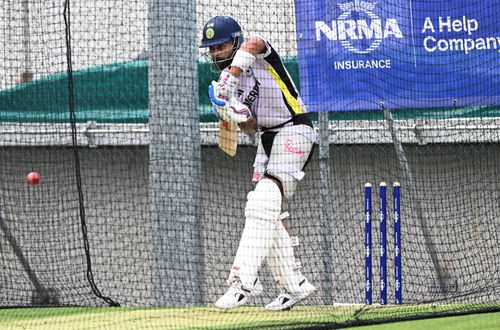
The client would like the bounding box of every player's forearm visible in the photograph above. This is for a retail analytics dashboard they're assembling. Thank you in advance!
[229,37,266,77]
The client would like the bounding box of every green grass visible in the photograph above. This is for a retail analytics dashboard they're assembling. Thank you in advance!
[0,305,498,329]
[351,312,500,329]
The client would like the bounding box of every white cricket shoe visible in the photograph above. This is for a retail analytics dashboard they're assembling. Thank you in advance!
[265,278,316,311]
[250,278,264,297]
[215,279,263,309]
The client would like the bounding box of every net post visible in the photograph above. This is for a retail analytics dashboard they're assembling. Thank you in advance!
[318,111,334,305]
[148,0,204,306]
[382,105,447,295]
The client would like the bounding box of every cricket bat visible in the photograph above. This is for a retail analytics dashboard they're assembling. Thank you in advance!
[218,120,238,156]
[208,84,238,156]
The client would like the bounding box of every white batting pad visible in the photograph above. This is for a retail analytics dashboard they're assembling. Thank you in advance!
[267,221,304,295]
[267,212,291,287]
[228,179,282,290]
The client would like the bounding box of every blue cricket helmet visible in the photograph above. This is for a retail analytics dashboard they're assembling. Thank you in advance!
[200,16,243,48]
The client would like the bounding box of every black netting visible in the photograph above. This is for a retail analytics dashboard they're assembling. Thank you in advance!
[0,0,498,328]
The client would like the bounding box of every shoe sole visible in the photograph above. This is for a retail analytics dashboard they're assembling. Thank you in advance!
[287,288,316,311]
[215,300,247,309]
[215,296,248,309]
[265,288,317,311]
[214,289,261,308]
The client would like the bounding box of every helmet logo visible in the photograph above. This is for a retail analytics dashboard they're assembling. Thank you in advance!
[205,22,215,39]
[206,27,215,39]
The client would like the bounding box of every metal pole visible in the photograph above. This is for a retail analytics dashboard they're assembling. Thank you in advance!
[318,111,334,304]
[383,107,446,295]
[22,0,32,82]
[0,201,44,294]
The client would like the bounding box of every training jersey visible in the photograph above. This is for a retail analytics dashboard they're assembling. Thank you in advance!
[235,36,310,130]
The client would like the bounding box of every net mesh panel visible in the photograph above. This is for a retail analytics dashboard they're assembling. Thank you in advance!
[0,0,499,328]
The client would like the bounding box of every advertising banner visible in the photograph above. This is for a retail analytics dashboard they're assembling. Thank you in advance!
[294,0,500,111]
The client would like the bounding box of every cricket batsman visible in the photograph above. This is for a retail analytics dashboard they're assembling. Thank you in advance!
[200,16,317,311]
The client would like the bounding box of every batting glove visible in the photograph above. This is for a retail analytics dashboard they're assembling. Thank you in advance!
[209,82,251,124]
[216,69,239,101]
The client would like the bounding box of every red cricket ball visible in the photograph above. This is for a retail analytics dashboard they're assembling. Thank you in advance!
[26,172,41,185]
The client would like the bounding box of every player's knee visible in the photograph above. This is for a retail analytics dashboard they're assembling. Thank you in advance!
[245,178,282,224]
